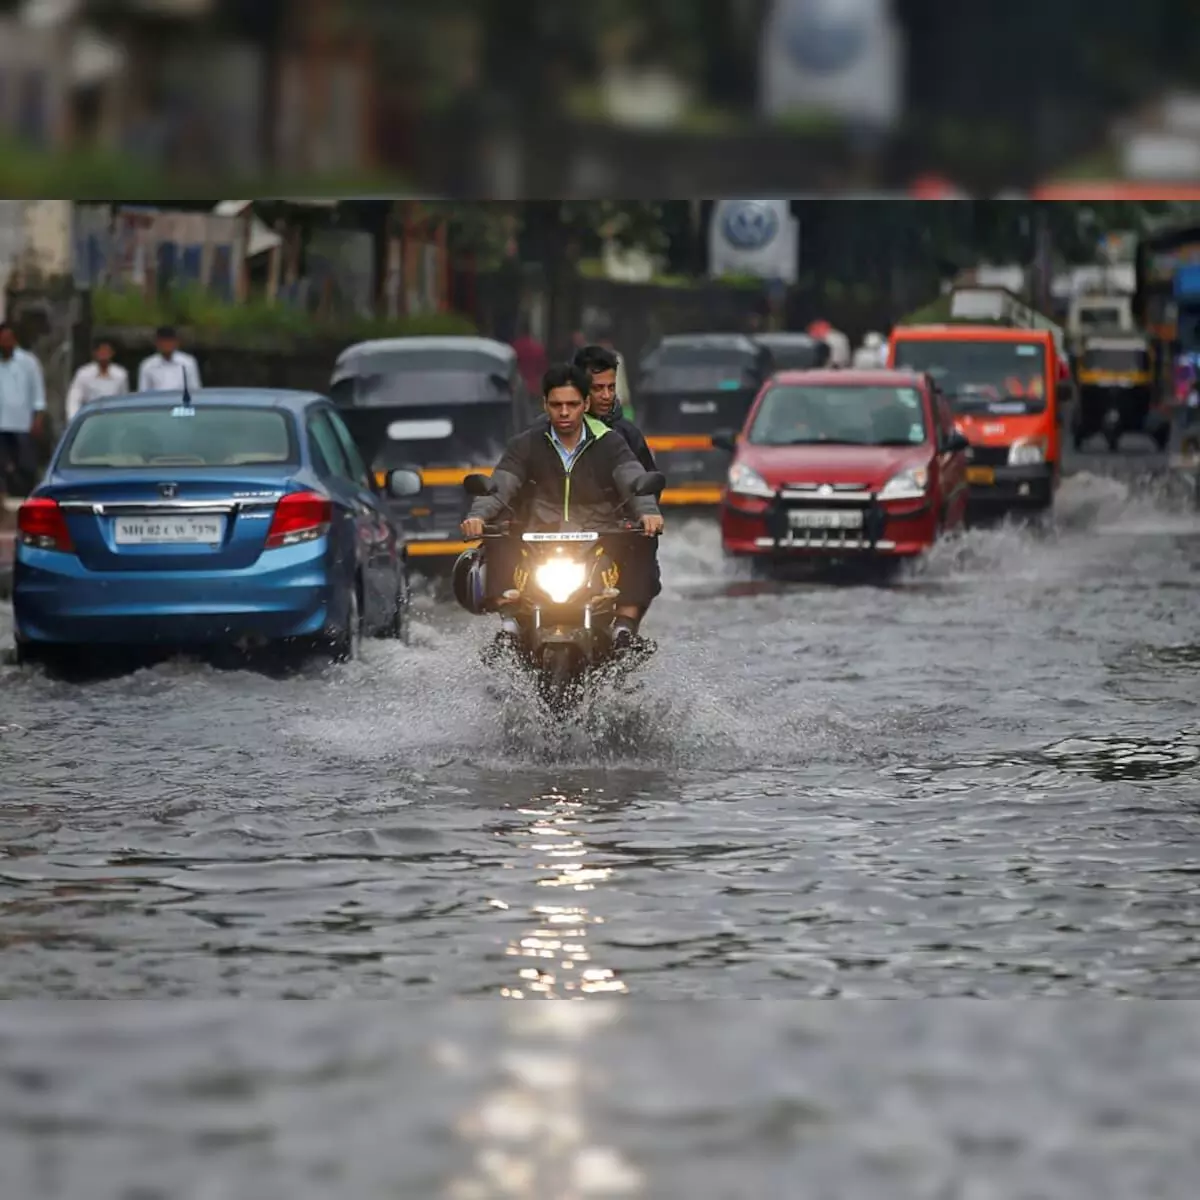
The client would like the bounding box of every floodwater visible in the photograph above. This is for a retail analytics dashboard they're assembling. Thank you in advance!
[3,453,1200,1197]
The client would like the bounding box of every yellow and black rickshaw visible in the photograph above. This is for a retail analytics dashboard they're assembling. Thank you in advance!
[1072,333,1166,452]
[331,336,535,568]
[635,333,772,509]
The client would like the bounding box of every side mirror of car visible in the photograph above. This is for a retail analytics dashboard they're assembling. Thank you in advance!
[712,430,737,452]
[633,470,667,497]
[386,468,423,498]
[942,431,970,454]
[463,472,497,497]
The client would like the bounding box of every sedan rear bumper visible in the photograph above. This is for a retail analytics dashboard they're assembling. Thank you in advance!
[13,541,337,646]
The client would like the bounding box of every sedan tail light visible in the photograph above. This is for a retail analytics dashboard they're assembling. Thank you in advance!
[17,497,74,552]
[265,490,332,548]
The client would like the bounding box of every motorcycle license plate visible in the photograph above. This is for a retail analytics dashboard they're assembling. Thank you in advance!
[967,466,995,484]
[789,509,863,530]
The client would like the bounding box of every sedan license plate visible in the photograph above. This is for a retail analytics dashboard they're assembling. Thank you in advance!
[789,509,863,530]
[966,466,995,485]
[114,515,225,545]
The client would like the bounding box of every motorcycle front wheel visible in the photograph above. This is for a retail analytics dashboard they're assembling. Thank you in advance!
[539,643,578,711]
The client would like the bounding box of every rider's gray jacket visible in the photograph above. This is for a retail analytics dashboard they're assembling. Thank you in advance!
[468,414,660,530]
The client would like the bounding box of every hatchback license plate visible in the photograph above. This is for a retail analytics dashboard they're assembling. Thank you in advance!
[114,515,225,545]
[789,509,863,530]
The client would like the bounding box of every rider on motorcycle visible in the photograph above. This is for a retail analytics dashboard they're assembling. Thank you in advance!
[460,362,663,649]
[526,345,662,627]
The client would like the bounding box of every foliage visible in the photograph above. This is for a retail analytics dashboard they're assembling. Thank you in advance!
[0,140,412,201]
[559,201,671,256]
[418,202,520,269]
[576,257,761,289]
[91,287,476,345]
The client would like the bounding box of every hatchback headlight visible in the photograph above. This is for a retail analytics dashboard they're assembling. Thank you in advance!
[534,558,587,604]
[878,466,928,501]
[1008,440,1046,466]
[727,461,774,498]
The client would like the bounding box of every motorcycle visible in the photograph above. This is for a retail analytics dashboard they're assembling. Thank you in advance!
[463,470,666,709]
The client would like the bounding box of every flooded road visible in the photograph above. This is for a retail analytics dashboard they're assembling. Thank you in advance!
[3,458,1200,1196]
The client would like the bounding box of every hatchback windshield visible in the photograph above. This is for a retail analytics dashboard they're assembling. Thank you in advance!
[891,338,1047,411]
[65,406,296,468]
[747,384,929,446]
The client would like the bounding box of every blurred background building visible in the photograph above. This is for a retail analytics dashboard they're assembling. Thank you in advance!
[3,0,1200,193]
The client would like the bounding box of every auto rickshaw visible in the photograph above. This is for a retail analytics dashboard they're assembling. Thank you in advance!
[1072,333,1166,451]
[635,333,772,509]
[331,336,535,569]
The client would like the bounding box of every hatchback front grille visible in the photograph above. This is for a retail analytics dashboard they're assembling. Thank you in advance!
[764,491,886,550]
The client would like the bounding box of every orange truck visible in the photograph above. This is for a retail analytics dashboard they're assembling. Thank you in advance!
[887,288,1065,513]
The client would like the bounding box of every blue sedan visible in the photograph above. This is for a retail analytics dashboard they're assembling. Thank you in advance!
[12,388,422,667]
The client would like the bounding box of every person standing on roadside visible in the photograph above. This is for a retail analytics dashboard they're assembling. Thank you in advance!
[65,337,130,421]
[511,318,548,398]
[137,325,201,393]
[0,322,47,499]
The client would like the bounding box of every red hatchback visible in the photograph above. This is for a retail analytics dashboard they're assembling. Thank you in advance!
[718,369,970,566]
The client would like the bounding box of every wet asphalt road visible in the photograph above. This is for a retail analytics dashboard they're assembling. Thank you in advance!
[3,441,1200,1196]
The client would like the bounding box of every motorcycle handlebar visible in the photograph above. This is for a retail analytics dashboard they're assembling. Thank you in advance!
[476,522,661,539]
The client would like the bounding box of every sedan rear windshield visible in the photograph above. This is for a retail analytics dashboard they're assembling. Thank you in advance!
[65,406,296,468]
[747,384,929,447]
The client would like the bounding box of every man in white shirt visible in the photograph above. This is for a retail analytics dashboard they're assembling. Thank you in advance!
[0,322,47,498]
[65,337,130,421]
[137,325,202,393]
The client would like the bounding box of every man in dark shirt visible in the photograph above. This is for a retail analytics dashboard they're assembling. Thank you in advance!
[571,344,662,626]
[572,344,657,472]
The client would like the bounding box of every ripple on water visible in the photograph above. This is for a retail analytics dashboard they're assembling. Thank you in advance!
[1,466,1200,1011]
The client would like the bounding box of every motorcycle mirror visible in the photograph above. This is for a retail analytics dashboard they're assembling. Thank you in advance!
[711,430,737,452]
[463,473,497,497]
[386,468,423,498]
[942,431,970,454]
[632,470,667,497]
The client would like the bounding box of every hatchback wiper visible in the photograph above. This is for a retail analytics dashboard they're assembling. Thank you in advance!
[777,437,864,446]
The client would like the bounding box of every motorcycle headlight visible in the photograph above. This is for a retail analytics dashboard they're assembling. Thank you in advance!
[878,466,928,501]
[1008,439,1046,466]
[534,557,587,604]
[727,461,774,498]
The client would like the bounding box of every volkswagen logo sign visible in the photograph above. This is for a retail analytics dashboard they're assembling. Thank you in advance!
[158,482,178,499]
[782,0,870,76]
[818,484,834,496]
[720,201,781,251]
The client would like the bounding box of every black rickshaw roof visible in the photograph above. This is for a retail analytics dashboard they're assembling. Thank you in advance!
[653,332,761,354]
[332,336,516,382]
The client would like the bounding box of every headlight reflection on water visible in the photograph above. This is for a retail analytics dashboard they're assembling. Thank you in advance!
[501,790,626,999]
[443,790,642,1198]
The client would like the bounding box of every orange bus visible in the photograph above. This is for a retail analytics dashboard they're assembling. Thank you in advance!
[887,324,1061,513]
